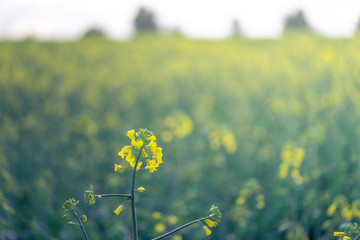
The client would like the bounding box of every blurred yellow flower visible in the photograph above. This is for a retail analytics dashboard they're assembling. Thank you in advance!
[114,164,123,172]
[137,186,145,192]
[172,235,182,240]
[114,204,123,215]
[154,223,166,233]
[205,219,214,227]
[152,211,162,219]
[334,232,346,237]
[168,215,178,225]
[203,226,212,236]
[82,215,87,222]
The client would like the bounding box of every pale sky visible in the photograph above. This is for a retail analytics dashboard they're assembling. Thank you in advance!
[1,0,360,40]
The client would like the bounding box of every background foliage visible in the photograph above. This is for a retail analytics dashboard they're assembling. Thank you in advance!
[1,33,360,239]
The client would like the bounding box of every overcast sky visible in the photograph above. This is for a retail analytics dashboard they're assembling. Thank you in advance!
[1,0,360,40]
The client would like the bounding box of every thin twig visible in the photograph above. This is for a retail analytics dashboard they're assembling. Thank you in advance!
[151,217,208,240]
[97,194,131,198]
[74,211,89,240]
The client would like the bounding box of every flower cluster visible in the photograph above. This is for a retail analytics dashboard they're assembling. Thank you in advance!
[333,222,360,240]
[279,145,305,185]
[202,205,222,236]
[84,185,97,206]
[327,195,360,221]
[118,129,163,173]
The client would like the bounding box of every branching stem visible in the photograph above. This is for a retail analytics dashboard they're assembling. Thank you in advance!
[73,211,89,240]
[151,217,208,240]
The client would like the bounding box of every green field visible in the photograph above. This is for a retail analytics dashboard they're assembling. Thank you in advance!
[1,34,360,239]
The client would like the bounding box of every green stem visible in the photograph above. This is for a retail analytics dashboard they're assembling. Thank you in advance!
[97,194,131,198]
[151,217,208,240]
[130,147,143,240]
[73,211,89,240]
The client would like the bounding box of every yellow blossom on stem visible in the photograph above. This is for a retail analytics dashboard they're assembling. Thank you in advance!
[146,141,157,152]
[205,219,215,227]
[114,164,123,172]
[131,139,143,149]
[141,148,148,158]
[118,145,133,159]
[114,205,123,215]
[126,129,135,140]
[82,215,87,222]
[137,187,145,192]
[129,160,142,171]
[334,232,346,237]
[343,237,351,240]
[147,135,156,141]
[126,153,135,164]
[145,159,158,173]
[203,226,212,236]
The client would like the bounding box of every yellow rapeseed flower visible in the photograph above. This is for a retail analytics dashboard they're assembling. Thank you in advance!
[172,235,182,240]
[142,148,148,158]
[205,219,215,227]
[145,159,158,173]
[114,204,123,215]
[82,215,87,222]
[131,139,143,149]
[203,226,212,236]
[126,153,135,164]
[168,215,178,225]
[343,236,351,240]
[118,145,132,158]
[114,164,123,172]
[129,160,142,171]
[147,141,157,152]
[147,135,156,141]
[137,186,145,192]
[152,211,162,219]
[127,129,135,140]
[334,232,346,237]
[154,223,166,233]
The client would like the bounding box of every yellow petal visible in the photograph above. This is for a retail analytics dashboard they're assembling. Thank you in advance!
[203,226,212,236]
[114,205,123,215]
[334,232,346,237]
[205,219,214,227]
[137,187,145,192]
[126,129,135,140]
[114,164,123,172]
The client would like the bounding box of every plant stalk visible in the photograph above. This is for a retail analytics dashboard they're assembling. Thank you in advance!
[151,217,208,240]
[74,211,89,240]
[130,147,143,240]
[97,194,131,198]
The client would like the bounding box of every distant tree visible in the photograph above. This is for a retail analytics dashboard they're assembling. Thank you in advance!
[231,19,242,38]
[133,6,158,33]
[82,27,107,39]
[356,17,360,32]
[284,10,311,31]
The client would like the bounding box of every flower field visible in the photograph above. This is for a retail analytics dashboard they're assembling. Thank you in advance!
[1,33,360,239]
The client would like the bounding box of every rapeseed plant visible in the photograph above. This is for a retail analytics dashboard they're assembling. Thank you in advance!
[63,129,221,239]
